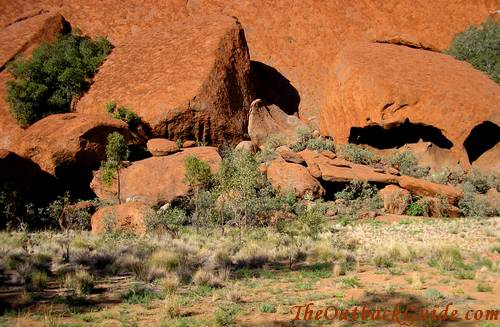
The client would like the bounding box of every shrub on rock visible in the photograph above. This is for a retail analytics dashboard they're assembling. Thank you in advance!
[6,31,113,126]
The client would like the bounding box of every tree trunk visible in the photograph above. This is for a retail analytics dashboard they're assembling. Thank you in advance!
[117,168,121,204]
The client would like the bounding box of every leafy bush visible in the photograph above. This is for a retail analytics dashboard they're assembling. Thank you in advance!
[447,18,500,83]
[291,127,335,152]
[6,32,112,126]
[458,182,494,217]
[341,144,377,165]
[100,132,129,187]
[406,202,424,216]
[214,304,240,326]
[106,101,141,129]
[334,180,382,219]
[145,208,188,237]
[385,151,429,178]
[122,283,159,305]
[64,270,95,295]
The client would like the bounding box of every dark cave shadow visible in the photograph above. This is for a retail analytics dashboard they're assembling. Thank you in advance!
[251,61,300,115]
[348,120,454,149]
[463,121,500,163]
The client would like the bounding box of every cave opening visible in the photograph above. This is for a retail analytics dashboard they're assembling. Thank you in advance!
[348,120,454,149]
[463,121,500,163]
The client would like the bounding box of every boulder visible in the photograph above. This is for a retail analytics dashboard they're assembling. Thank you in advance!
[276,146,304,164]
[397,176,463,205]
[235,140,259,154]
[379,185,411,215]
[13,113,130,196]
[146,138,179,156]
[415,196,461,218]
[400,142,462,173]
[267,159,324,199]
[182,140,196,148]
[90,169,118,201]
[485,188,500,213]
[318,42,500,165]
[118,147,221,205]
[76,15,255,146]
[91,202,153,236]
[248,99,308,147]
[299,149,400,184]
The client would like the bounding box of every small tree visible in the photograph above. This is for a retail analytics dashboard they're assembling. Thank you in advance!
[184,155,212,228]
[100,132,129,203]
[6,32,113,126]
[447,18,500,83]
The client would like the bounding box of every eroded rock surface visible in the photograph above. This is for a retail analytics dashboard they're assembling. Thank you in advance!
[267,159,324,199]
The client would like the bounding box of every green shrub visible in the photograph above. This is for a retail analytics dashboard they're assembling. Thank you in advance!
[406,202,424,216]
[291,127,335,152]
[27,270,48,291]
[106,101,141,129]
[447,18,500,83]
[100,132,129,187]
[122,283,159,305]
[145,207,188,237]
[64,270,95,295]
[458,182,494,217]
[334,180,382,219]
[385,151,429,178]
[214,304,240,326]
[259,303,277,313]
[341,144,377,165]
[6,32,112,126]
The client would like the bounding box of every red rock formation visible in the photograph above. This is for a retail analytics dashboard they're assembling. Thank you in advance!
[318,42,500,165]
[267,159,324,199]
[146,138,179,157]
[91,201,153,235]
[76,15,255,146]
[118,147,221,205]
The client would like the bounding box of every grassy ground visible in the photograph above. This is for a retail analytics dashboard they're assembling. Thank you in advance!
[0,216,498,326]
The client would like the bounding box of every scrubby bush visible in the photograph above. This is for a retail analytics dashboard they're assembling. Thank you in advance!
[341,144,377,165]
[6,32,113,126]
[406,202,424,216]
[105,101,141,129]
[447,18,500,83]
[385,151,429,178]
[334,180,382,219]
[458,182,494,217]
[255,134,286,162]
[64,270,95,295]
[290,127,335,152]
[184,155,213,228]
[145,208,188,237]
[100,132,129,198]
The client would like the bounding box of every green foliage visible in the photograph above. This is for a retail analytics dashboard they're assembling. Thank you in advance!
[291,127,335,152]
[334,180,382,219]
[105,132,129,165]
[256,134,286,162]
[64,270,95,295]
[458,182,494,217]
[385,151,429,178]
[184,156,212,188]
[106,101,141,129]
[145,207,188,237]
[122,283,159,305]
[447,18,500,83]
[6,32,113,126]
[341,144,377,165]
[406,202,424,216]
[259,303,277,313]
[214,303,240,326]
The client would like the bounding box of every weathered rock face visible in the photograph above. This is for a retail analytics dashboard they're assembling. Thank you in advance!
[472,143,500,175]
[276,146,305,164]
[119,147,221,206]
[76,15,254,146]
[13,113,130,197]
[1,1,495,127]
[379,185,411,215]
[235,140,259,154]
[91,202,153,235]
[248,99,307,147]
[267,159,324,199]
[318,42,500,166]
[146,138,179,157]
[0,12,70,151]
[0,11,69,69]
[398,176,463,205]
[299,150,400,184]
